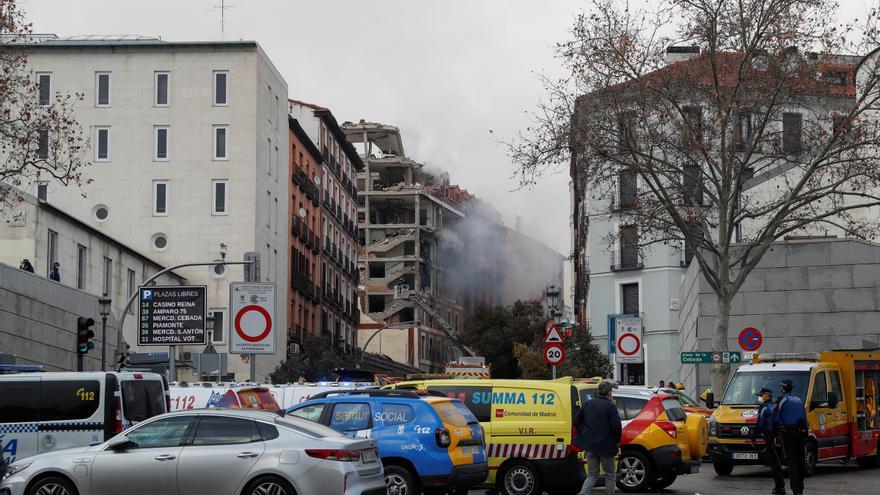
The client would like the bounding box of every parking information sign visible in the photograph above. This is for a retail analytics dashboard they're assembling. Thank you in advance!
[230,282,276,354]
[615,317,643,364]
[138,286,207,345]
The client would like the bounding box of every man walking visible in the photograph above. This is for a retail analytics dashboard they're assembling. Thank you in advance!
[775,379,809,495]
[574,380,622,494]
[753,387,784,494]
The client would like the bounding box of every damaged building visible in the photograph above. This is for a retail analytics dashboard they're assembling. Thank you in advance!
[343,121,484,372]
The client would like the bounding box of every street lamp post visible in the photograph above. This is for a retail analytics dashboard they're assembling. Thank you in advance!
[98,295,112,371]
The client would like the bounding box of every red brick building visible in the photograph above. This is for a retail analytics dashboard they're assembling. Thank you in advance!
[288,117,324,348]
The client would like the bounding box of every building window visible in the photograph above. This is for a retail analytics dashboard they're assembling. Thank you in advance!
[681,106,703,148]
[154,72,169,106]
[213,71,228,106]
[36,182,48,202]
[208,309,226,343]
[621,282,639,314]
[267,138,272,175]
[782,112,802,154]
[76,244,86,290]
[613,224,641,271]
[274,145,279,177]
[151,233,168,251]
[92,204,110,222]
[37,129,49,159]
[153,181,168,216]
[103,257,112,296]
[47,229,58,276]
[213,125,228,159]
[127,269,136,314]
[95,72,111,106]
[154,126,169,160]
[735,111,752,151]
[212,180,227,215]
[273,197,278,234]
[37,73,51,106]
[95,126,110,161]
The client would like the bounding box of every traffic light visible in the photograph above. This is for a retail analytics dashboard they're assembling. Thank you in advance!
[76,317,95,355]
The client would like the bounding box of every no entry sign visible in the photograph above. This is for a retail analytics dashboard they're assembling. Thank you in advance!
[229,282,276,354]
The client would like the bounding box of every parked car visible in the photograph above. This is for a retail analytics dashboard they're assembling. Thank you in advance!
[385,378,587,495]
[0,371,168,463]
[288,389,488,495]
[611,387,707,492]
[651,387,713,417]
[0,409,386,495]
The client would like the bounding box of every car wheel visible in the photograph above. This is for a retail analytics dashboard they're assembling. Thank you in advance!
[650,472,678,490]
[616,451,653,492]
[385,465,417,495]
[499,459,543,495]
[245,475,296,495]
[803,443,817,478]
[712,461,734,476]
[27,476,77,495]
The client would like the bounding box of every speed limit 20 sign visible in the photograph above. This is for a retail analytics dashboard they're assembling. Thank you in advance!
[544,344,565,365]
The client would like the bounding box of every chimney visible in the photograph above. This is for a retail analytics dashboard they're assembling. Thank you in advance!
[665,45,701,65]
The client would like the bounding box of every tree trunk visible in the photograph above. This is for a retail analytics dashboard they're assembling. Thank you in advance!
[710,295,732,397]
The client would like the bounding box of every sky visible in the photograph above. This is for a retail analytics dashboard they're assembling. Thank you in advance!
[20,0,877,256]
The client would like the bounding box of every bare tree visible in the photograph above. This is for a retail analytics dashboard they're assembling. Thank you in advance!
[0,0,88,208]
[509,0,880,393]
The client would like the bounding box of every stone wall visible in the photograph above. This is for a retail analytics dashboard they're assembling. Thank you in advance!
[0,262,119,371]
[678,239,880,395]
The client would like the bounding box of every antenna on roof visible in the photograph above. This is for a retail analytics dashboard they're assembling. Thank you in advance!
[210,0,234,38]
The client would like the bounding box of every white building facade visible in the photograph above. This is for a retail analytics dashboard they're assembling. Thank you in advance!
[19,37,290,381]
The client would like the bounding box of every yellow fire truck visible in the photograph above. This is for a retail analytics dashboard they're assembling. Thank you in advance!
[708,351,880,475]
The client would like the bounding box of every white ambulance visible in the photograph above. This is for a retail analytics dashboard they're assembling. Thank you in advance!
[0,370,169,464]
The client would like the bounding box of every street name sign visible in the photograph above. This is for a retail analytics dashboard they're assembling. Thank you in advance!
[230,282,276,354]
[138,286,207,346]
[680,351,742,364]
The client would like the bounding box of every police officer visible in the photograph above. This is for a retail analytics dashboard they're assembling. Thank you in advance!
[753,387,784,494]
[775,379,809,495]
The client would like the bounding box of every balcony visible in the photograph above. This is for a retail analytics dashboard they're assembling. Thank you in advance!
[292,217,303,237]
[323,191,331,206]
[612,172,639,212]
[611,249,643,272]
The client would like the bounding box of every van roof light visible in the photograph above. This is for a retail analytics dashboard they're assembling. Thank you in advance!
[756,352,820,362]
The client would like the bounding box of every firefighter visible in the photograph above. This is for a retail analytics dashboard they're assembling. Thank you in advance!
[775,379,809,495]
[752,387,784,494]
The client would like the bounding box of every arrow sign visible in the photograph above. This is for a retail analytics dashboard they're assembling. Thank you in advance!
[544,325,564,344]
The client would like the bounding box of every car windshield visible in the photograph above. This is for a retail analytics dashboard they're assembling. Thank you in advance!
[722,370,810,405]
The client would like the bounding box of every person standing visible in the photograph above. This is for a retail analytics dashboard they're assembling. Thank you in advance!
[574,381,622,495]
[49,262,60,282]
[753,387,784,494]
[775,379,809,495]
[658,380,666,388]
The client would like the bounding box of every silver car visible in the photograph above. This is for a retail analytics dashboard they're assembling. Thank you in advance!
[0,409,386,495]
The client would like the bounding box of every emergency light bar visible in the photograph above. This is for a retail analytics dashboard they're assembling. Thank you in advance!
[755,352,821,362]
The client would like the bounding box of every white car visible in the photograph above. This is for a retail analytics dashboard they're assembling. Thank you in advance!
[0,409,386,495]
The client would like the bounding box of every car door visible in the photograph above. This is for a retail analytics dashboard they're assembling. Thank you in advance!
[177,415,266,495]
[91,415,194,495]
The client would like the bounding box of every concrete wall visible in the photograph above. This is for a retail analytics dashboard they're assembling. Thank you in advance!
[0,262,119,371]
[678,239,880,395]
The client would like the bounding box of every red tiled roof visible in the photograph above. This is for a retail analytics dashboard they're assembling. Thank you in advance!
[577,51,856,103]
[288,98,327,110]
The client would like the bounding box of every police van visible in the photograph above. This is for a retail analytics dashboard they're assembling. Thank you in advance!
[0,371,169,463]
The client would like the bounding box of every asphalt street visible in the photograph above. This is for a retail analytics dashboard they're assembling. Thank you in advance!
[469,463,880,494]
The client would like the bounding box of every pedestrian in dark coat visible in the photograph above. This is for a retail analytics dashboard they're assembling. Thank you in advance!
[19,259,34,273]
[574,381,622,495]
[49,262,60,282]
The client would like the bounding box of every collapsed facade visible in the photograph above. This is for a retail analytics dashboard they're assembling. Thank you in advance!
[343,122,494,371]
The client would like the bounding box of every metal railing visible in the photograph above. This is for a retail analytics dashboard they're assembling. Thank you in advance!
[610,249,643,271]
